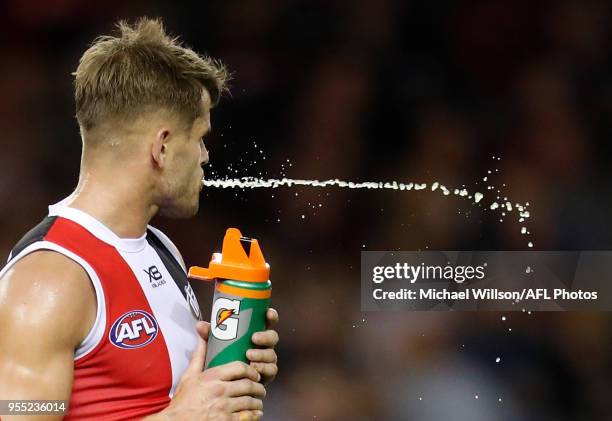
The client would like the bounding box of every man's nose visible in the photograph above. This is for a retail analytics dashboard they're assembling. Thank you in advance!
[200,142,209,165]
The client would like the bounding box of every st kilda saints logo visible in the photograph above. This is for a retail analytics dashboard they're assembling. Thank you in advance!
[109,310,158,349]
[212,298,241,340]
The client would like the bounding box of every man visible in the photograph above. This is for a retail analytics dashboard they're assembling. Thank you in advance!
[0,18,278,420]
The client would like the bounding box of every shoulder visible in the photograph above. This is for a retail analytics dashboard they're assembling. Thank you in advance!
[147,225,186,272]
[0,250,96,349]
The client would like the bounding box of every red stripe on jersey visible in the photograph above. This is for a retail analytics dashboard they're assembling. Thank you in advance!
[45,217,172,420]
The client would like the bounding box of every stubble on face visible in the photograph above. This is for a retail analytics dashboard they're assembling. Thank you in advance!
[158,90,212,219]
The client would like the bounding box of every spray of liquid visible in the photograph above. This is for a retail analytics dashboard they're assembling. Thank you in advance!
[202,175,532,246]
[204,148,533,247]
[204,176,480,201]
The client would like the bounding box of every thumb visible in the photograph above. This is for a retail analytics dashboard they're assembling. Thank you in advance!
[183,321,210,376]
[196,320,211,341]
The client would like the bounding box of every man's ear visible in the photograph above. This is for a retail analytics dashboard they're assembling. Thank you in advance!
[151,129,171,168]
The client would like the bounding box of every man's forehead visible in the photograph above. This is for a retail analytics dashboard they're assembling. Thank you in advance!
[200,88,212,112]
[199,89,212,129]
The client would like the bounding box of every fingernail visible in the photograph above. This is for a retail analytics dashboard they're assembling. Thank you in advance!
[257,373,261,382]
[255,410,264,419]
[246,349,254,359]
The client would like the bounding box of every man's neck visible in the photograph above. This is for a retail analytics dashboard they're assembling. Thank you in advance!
[65,170,158,239]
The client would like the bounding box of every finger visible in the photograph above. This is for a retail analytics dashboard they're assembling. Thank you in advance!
[265,308,279,328]
[212,361,261,382]
[196,320,210,340]
[250,362,278,380]
[183,334,206,377]
[232,410,263,421]
[252,330,279,347]
[246,348,277,364]
[228,396,263,413]
[232,412,250,421]
[226,378,266,399]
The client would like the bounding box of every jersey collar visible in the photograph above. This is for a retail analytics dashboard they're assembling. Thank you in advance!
[49,202,147,253]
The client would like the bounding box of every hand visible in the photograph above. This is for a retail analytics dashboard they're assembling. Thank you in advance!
[247,308,279,385]
[155,321,265,421]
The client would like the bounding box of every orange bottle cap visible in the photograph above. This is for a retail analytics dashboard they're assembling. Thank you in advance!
[188,228,270,283]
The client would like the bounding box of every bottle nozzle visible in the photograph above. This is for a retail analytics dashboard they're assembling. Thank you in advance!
[188,228,270,282]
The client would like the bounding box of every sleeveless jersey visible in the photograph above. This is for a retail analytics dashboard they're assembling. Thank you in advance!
[1,203,203,420]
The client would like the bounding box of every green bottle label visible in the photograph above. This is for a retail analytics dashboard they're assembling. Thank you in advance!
[205,279,271,368]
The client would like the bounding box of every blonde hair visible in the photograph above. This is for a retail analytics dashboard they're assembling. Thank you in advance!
[74,17,229,131]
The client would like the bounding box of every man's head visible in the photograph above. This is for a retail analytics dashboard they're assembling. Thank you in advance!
[73,18,229,217]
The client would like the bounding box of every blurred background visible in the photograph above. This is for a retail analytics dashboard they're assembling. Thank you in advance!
[2,0,612,419]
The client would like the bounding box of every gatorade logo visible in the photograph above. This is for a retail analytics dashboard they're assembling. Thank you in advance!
[109,310,158,349]
[212,298,241,340]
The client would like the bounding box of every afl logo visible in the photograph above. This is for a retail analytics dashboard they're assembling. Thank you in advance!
[109,310,158,349]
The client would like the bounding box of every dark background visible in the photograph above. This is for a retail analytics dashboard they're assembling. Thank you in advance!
[2,0,612,419]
